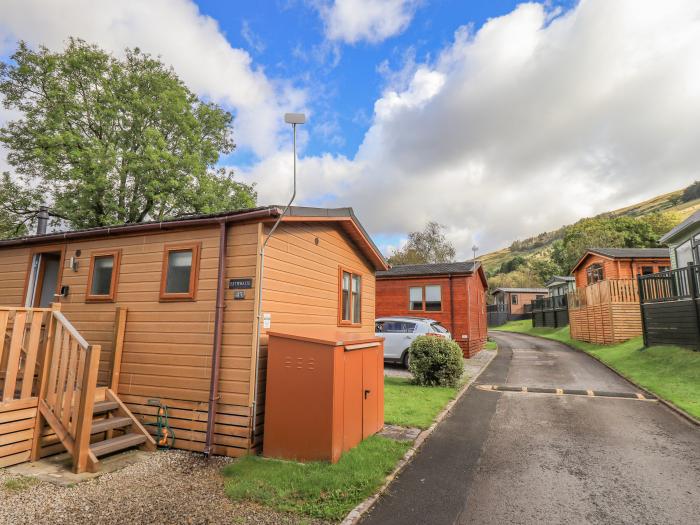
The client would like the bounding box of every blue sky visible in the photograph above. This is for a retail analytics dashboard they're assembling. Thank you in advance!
[0,1,697,257]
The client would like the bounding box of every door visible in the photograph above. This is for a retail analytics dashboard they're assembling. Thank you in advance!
[362,347,379,439]
[25,252,62,307]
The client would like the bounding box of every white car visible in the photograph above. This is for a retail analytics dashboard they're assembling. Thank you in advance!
[375,316,451,368]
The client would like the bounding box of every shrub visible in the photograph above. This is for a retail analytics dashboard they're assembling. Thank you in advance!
[408,335,464,387]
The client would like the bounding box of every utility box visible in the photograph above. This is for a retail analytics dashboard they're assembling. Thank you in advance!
[263,331,384,463]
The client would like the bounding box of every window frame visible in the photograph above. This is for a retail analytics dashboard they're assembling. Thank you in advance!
[407,284,443,312]
[586,263,604,285]
[85,249,121,303]
[511,294,518,305]
[338,266,362,327]
[159,242,201,302]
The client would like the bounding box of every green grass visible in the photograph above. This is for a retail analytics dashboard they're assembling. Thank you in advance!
[2,476,39,491]
[223,436,410,521]
[484,340,498,350]
[495,320,700,418]
[384,376,460,429]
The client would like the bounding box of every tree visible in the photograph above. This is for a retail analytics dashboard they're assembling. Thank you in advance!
[0,39,256,235]
[387,222,456,266]
[681,181,700,203]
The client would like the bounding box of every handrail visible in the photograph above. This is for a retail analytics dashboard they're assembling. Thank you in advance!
[638,264,697,304]
[53,311,90,350]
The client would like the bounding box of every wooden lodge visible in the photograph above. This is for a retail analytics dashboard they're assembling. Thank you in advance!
[488,287,547,326]
[0,206,387,471]
[375,261,488,357]
[568,248,671,344]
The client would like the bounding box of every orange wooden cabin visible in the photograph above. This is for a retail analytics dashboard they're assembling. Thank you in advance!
[570,248,671,288]
[0,206,387,470]
[375,262,488,357]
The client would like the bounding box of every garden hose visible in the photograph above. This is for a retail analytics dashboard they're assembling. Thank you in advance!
[145,399,175,449]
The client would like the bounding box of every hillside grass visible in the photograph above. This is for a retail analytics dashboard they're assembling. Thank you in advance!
[494,320,700,419]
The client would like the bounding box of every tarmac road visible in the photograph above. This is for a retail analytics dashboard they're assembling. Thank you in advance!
[361,331,700,525]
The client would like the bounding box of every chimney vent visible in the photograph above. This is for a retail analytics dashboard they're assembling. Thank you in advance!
[37,206,49,235]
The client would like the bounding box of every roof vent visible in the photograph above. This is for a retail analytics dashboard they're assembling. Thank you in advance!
[36,206,49,235]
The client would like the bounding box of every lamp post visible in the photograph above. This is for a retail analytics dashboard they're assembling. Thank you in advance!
[472,244,479,263]
[251,112,306,437]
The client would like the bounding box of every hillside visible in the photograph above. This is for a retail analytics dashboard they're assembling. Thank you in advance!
[480,186,700,279]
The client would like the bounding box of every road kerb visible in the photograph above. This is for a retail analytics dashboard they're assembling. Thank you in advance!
[340,348,498,525]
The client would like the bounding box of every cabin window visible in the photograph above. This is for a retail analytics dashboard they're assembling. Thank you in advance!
[675,240,693,268]
[160,243,201,301]
[409,287,423,310]
[658,266,670,273]
[586,263,604,284]
[511,294,518,305]
[409,285,442,311]
[641,266,654,275]
[86,250,120,302]
[339,268,361,325]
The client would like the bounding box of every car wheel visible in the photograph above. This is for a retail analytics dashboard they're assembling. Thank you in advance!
[402,350,411,369]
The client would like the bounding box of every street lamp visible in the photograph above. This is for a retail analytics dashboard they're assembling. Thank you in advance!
[472,244,479,263]
[252,112,306,434]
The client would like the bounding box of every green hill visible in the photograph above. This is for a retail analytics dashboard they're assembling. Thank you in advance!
[480,184,700,288]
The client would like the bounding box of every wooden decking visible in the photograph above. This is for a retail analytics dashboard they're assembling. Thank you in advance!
[1,305,154,473]
[568,279,642,344]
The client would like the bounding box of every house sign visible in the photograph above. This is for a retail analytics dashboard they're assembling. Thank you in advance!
[229,278,253,289]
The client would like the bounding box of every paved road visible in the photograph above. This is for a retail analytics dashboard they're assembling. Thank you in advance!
[362,331,700,525]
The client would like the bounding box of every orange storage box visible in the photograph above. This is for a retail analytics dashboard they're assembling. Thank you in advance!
[263,331,384,463]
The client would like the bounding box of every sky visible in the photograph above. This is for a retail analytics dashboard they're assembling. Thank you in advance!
[0,0,698,258]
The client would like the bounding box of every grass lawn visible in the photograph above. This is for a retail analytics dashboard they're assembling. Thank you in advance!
[494,320,700,419]
[223,436,410,521]
[484,340,498,350]
[384,376,459,429]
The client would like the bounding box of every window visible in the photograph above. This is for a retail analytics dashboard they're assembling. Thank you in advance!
[586,263,604,285]
[430,322,448,334]
[379,321,415,333]
[658,266,670,273]
[86,250,120,302]
[339,268,361,325]
[409,287,423,310]
[409,285,442,311]
[536,294,544,300]
[675,240,693,268]
[641,266,654,275]
[160,243,201,301]
[511,294,518,305]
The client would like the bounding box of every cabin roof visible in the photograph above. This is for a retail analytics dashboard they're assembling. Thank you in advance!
[570,247,670,274]
[492,287,548,294]
[659,210,700,244]
[545,275,575,287]
[377,261,487,288]
[0,205,389,270]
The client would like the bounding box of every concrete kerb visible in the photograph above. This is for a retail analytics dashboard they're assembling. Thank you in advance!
[340,348,498,525]
[491,330,699,427]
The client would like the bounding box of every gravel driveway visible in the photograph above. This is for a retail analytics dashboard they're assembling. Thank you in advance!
[0,450,329,525]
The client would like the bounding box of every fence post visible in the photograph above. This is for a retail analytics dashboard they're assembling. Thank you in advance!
[110,306,128,392]
[637,274,648,348]
[686,263,700,351]
[73,344,101,474]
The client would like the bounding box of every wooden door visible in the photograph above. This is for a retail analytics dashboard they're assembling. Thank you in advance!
[343,350,363,451]
[361,348,378,439]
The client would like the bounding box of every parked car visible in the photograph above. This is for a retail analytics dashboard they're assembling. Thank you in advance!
[375,316,451,368]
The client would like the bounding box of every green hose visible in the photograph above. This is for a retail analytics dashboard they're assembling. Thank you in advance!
[145,400,175,449]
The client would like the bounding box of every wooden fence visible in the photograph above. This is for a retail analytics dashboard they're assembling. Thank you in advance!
[568,279,642,344]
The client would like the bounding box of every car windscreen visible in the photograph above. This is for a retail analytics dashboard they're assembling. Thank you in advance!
[431,322,449,334]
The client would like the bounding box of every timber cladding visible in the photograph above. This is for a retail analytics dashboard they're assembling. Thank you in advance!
[0,216,380,458]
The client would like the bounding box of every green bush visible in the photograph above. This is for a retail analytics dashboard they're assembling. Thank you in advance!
[408,336,464,387]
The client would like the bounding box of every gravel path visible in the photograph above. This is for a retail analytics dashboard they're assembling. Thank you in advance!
[0,450,330,525]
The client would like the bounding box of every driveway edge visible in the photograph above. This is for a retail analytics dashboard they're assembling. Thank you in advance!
[340,348,498,525]
[493,330,699,427]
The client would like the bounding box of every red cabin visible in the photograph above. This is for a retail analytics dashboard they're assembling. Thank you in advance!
[375,262,488,357]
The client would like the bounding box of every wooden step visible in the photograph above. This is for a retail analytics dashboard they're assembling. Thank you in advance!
[91,416,132,434]
[90,433,147,458]
[93,400,119,415]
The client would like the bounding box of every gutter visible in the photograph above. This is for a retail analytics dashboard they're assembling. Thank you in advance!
[204,220,228,457]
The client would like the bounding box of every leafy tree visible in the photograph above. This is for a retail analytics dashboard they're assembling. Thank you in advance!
[681,181,700,202]
[0,39,256,235]
[498,255,527,274]
[388,222,456,266]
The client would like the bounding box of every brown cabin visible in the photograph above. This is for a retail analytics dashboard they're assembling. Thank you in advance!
[491,288,548,317]
[570,248,671,288]
[375,262,488,357]
[0,206,387,470]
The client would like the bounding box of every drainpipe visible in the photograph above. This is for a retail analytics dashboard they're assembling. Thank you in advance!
[448,274,455,337]
[204,220,228,457]
[250,115,303,447]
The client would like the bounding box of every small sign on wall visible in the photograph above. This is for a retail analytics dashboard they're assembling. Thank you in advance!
[229,278,253,289]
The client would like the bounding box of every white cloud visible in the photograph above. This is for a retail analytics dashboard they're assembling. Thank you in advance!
[258,0,700,258]
[318,0,421,44]
[0,0,306,158]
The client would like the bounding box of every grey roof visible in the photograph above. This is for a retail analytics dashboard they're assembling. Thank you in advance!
[588,247,670,259]
[377,261,480,278]
[492,287,548,294]
[545,275,575,286]
[659,210,700,243]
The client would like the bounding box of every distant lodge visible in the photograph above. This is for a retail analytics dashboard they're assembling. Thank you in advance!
[487,287,547,326]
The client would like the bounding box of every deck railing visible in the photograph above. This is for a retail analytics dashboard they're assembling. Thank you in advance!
[638,264,699,303]
[0,307,52,403]
[32,304,101,473]
[568,279,639,309]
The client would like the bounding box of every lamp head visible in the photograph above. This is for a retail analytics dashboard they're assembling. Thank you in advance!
[284,112,306,125]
